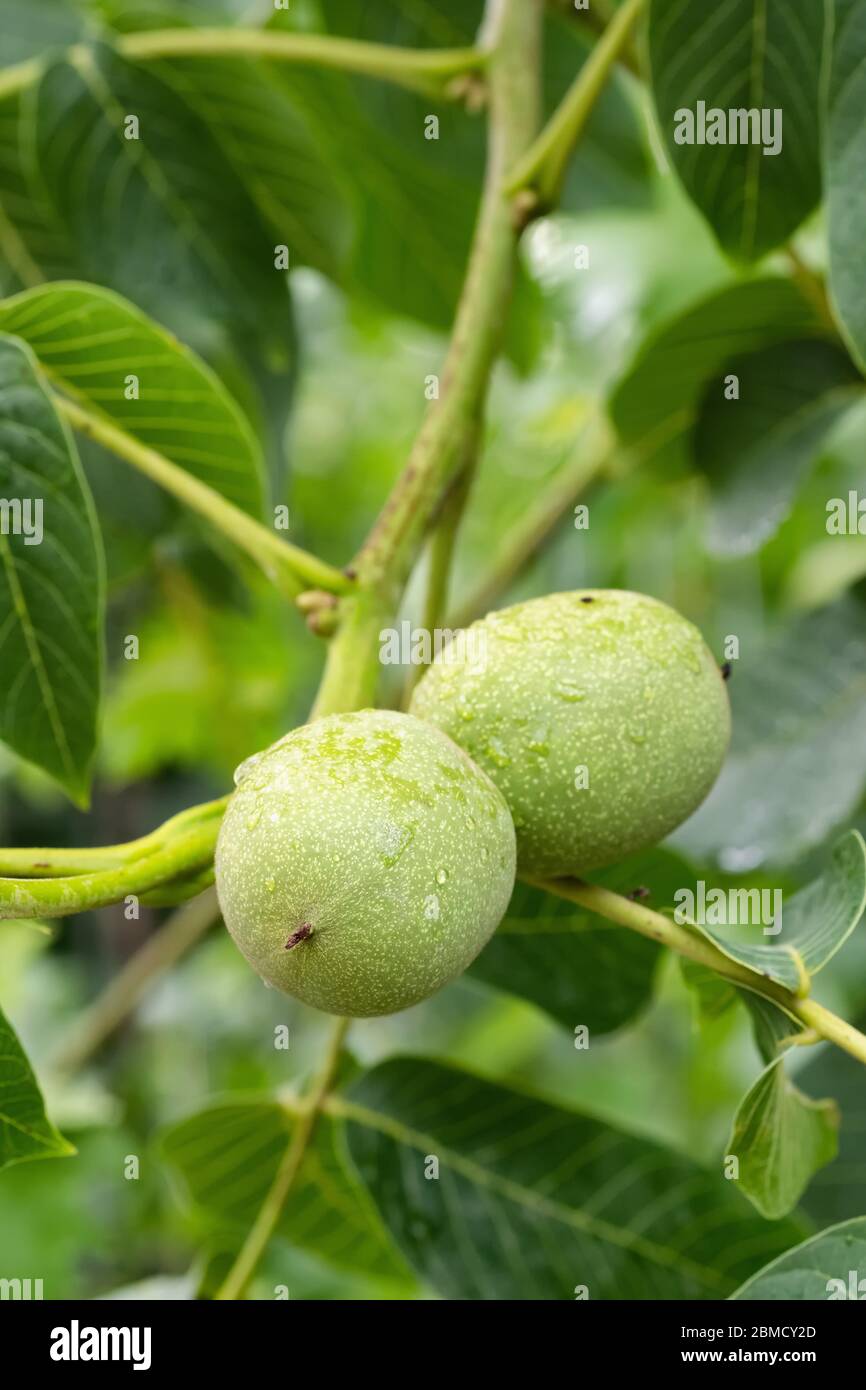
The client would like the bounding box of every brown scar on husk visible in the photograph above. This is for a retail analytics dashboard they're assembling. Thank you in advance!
[284,923,313,950]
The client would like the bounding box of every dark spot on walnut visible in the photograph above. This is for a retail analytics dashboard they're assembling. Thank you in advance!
[284,923,312,950]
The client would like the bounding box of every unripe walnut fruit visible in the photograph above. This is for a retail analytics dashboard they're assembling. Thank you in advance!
[215,709,516,1017]
[410,589,730,876]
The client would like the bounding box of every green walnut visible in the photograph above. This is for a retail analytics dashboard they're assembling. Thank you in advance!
[215,709,516,1017]
[410,589,730,877]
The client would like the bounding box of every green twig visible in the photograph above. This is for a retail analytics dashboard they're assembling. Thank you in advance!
[422,451,477,634]
[139,866,216,907]
[120,28,483,96]
[547,0,641,74]
[0,32,483,102]
[312,0,545,716]
[530,875,866,1068]
[0,797,228,878]
[0,823,220,918]
[54,397,353,599]
[353,2,542,594]
[214,1016,351,1301]
[309,589,391,718]
[505,0,646,208]
[403,444,477,704]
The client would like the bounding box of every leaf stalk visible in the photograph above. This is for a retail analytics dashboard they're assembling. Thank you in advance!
[530,876,866,1068]
[214,1016,351,1301]
[54,397,353,599]
[504,0,646,209]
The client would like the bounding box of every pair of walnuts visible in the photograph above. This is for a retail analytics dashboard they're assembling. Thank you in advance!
[215,590,731,1016]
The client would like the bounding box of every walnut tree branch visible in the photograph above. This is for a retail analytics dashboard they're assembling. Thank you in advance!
[311,0,545,717]
[505,0,646,211]
[531,875,866,1068]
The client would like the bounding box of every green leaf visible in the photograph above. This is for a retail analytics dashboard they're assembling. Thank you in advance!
[648,0,826,261]
[0,5,88,290]
[0,93,72,295]
[471,886,658,1036]
[609,278,821,466]
[740,993,807,1062]
[24,39,297,486]
[696,339,864,556]
[0,281,266,517]
[0,333,103,803]
[674,600,866,869]
[29,43,286,345]
[687,832,866,993]
[827,0,866,372]
[136,54,352,280]
[678,971,809,1062]
[160,1098,410,1284]
[0,1000,74,1172]
[727,1058,838,1219]
[680,959,738,1020]
[342,1058,806,1300]
[732,1217,866,1299]
[471,849,689,1035]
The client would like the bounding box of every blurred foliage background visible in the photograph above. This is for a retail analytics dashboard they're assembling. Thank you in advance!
[1,0,865,1298]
